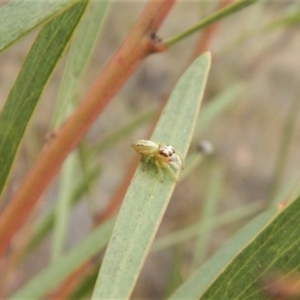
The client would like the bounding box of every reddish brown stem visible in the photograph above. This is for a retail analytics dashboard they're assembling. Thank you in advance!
[47,263,93,300]
[0,0,175,258]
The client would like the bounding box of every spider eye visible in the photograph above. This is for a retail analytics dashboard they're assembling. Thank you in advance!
[159,150,168,157]
[159,145,175,157]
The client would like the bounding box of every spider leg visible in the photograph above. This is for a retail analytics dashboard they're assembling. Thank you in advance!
[175,151,185,169]
[144,156,151,163]
[154,160,164,182]
[161,162,178,182]
[141,155,152,171]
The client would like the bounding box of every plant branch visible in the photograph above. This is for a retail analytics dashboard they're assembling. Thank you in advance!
[164,0,258,47]
[0,0,175,258]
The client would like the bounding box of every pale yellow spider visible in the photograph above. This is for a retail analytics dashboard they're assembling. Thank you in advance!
[132,140,184,182]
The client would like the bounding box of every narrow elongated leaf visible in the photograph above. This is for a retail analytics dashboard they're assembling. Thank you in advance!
[266,96,300,206]
[152,201,262,253]
[196,83,243,133]
[11,217,115,299]
[0,0,88,198]
[92,52,211,299]
[52,152,78,261]
[51,0,110,260]
[193,168,223,267]
[0,0,80,52]
[169,207,279,300]
[265,8,300,30]
[52,0,110,128]
[25,168,100,256]
[199,196,300,299]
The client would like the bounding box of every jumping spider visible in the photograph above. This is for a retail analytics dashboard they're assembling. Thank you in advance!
[132,140,184,182]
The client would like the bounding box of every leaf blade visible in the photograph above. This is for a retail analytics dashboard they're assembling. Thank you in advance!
[91,52,211,299]
[0,0,80,52]
[169,207,279,300]
[200,196,300,299]
[0,0,88,198]
[11,218,115,299]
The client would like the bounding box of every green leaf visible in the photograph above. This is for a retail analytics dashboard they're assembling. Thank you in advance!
[91,52,211,299]
[198,196,300,300]
[152,201,262,253]
[195,83,244,133]
[25,167,100,257]
[52,152,78,261]
[50,0,110,260]
[169,207,279,300]
[0,0,88,199]
[51,0,110,128]
[266,97,300,206]
[264,8,300,30]
[165,0,258,47]
[11,217,115,299]
[179,84,243,181]
[0,0,80,53]
[193,168,223,268]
